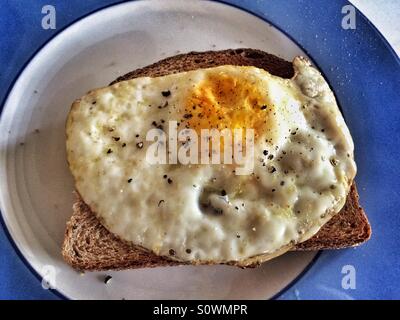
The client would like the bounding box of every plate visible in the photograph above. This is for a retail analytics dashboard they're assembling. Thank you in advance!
[0,0,317,300]
[1,0,399,299]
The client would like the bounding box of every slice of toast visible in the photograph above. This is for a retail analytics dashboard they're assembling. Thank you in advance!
[62,49,371,271]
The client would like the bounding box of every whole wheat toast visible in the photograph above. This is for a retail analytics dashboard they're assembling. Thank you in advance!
[62,48,371,271]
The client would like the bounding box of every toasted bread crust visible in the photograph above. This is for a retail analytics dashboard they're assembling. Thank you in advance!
[62,48,371,271]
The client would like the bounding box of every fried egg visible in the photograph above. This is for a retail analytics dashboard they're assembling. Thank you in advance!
[66,57,356,266]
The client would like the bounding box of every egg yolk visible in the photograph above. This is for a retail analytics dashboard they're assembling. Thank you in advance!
[184,72,275,139]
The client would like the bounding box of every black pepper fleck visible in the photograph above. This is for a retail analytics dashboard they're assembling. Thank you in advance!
[162,90,171,97]
[169,249,175,255]
[221,189,227,196]
[167,178,173,184]
[107,148,112,154]
[136,142,143,149]
[104,275,112,284]
[268,166,276,173]
[186,249,192,254]
[127,178,132,183]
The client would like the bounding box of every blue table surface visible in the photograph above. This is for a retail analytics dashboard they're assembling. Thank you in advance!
[1,0,399,300]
